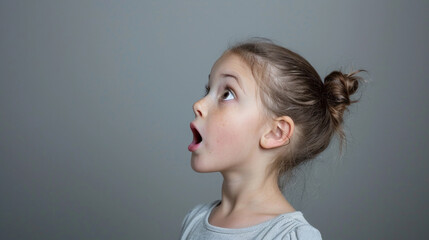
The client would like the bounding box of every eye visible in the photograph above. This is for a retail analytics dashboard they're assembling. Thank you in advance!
[221,88,235,101]
[204,84,210,96]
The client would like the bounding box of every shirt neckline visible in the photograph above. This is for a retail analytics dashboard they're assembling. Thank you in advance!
[203,200,303,234]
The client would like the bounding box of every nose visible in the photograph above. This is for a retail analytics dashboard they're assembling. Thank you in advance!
[192,97,207,118]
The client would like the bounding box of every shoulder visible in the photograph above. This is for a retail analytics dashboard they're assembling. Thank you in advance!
[268,212,322,240]
[283,225,322,240]
[183,200,219,221]
[180,200,219,233]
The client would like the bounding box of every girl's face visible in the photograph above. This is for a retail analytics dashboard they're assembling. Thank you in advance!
[188,53,269,173]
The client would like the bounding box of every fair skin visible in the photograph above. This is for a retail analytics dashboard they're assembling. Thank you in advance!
[188,52,296,228]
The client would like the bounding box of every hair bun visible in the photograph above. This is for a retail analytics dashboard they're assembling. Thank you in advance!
[323,70,363,130]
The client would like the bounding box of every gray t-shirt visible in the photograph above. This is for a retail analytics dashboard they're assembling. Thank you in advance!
[180,200,322,240]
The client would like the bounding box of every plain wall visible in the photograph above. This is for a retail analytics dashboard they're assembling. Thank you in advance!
[1,0,428,239]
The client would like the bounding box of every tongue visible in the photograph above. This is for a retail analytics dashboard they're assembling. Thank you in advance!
[188,141,200,152]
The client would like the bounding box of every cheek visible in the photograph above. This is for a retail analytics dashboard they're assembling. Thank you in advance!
[208,113,261,151]
[214,124,237,149]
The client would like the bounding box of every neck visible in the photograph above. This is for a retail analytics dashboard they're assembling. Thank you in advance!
[218,168,288,214]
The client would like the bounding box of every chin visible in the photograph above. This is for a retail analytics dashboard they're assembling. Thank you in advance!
[190,157,217,173]
[191,161,212,173]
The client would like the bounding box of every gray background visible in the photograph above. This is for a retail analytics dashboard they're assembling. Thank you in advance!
[1,0,428,239]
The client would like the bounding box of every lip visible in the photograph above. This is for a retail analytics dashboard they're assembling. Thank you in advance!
[188,122,203,152]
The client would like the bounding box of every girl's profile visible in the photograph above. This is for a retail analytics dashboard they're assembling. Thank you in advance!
[180,39,363,240]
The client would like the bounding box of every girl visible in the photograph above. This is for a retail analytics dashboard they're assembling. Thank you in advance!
[181,39,363,240]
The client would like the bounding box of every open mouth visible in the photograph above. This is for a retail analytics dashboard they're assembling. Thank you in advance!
[188,123,202,152]
[191,125,202,144]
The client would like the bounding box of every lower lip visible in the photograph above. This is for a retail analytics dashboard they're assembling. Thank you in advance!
[188,142,201,152]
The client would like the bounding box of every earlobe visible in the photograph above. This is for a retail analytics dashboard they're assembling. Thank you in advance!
[260,116,294,149]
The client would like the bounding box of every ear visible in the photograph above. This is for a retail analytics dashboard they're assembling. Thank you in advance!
[260,116,294,149]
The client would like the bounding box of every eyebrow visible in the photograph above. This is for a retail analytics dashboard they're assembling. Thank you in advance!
[208,73,245,94]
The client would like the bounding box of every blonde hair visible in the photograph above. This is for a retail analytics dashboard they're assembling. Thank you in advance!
[227,39,364,177]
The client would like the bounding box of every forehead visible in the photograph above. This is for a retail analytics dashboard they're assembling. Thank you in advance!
[210,53,254,81]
